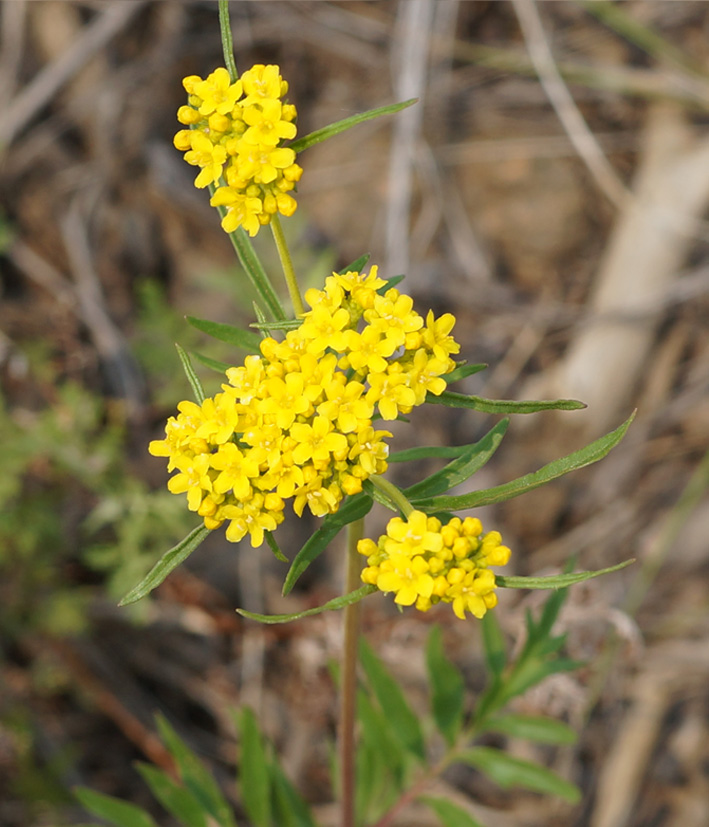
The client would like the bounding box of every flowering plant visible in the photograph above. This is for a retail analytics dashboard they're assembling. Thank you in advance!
[78,4,634,826]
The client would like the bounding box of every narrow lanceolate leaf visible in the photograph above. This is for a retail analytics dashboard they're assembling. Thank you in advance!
[237,585,376,624]
[190,350,232,374]
[339,253,370,274]
[420,797,485,827]
[289,98,417,154]
[265,530,288,563]
[412,412,635,512]
[75,788,159,827]
[251,318,302,332]
[426,389,586,414]
[176,343,205,404]
[270,760,318,827]
[404,419,509,500]
[481,610,507,679]
[389,444,473,463]
[458,747,581,804]
[442,363,488,385]
[118,525,211,606]
[282,492,373,595]
[136,764,209,827]
[359,639,426,760]
[426,626,465,746]
[186,316,262,353]
[155,715,235,827]
[482,714,577,745]
[228,224,286,321]
[236,708,272,827]
[496,559,635,590]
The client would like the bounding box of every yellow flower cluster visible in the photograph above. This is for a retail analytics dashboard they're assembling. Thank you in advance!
[149,266,460,548]
[359,511,510,619]
[174,65,302,236]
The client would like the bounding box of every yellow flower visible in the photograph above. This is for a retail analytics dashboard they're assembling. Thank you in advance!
[193,67,242,116]
[210,186,263,236]
[183,132,227,188]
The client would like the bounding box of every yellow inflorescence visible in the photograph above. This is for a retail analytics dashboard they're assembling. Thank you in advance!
[174,65,302,236]
[149,267,461,547]
[359,511,510,619]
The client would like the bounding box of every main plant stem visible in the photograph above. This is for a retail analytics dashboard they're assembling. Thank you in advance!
[340,517,364,827]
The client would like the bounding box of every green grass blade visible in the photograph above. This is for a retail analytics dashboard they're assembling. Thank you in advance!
[412,412,635,511]
[118,525,211,606]
[75,788,158,827]
[289,99,417,154]
[136,764,208,827]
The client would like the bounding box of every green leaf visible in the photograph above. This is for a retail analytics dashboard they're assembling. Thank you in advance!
[378,274,405,293]
[289,99,417,154]
[481,611,507,679]
[270,760,318,827]
[264,530,288,563]
[75,788,158,827]
[362,477,403,512]
[426,626,465,746]
[426,389,586,414]
[482,714,577,745]
[389,444,473,463]
[251,319,302,332]
[339,253,370,274]
[155,715,235,827]
[359,638,426,760]
[118,525,211,606]
[186,316,262,353]
[175,343,205,404]
[190,351,231,373]
[227,226,286,322]
[458,747,581,803]
[496,559,634,590]
[357,690,408,778]
[282,492,373,595]
[412,412,635,511]
[236,708,272,827]
[420,797,485,827]
[442,363,488,385]
[405,419,509,500]
[135,764,208,827]
[238,585,376,624]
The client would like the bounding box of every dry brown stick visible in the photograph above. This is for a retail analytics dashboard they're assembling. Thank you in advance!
[0,0,146,147]
[511,0,630,210]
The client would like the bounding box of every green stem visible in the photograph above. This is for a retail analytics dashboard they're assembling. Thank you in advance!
[270,214,305,317]
[218,0,238,81]
[368,475,414,517]
[340,517,364,827]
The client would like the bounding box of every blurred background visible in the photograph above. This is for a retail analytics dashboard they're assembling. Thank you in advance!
[1,1,708,825]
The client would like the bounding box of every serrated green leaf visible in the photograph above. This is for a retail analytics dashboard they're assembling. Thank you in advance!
[155,716,235,827]
[442,363,488,384]
[289,99,417,154]
[426,626,465,746]
[426,390,586,414]
[405,419,509,500]
[413,413,635,512]
[190,351,231,373]
[236,708,272,827]
[496,559,634,590]
[359,639,426,760]
[237,585,376,624]
[458,747,580,803]
[118,525,211,606]
[482,714,577,745]
[282,493,373,595]
[135,764,208,827]
[265,530,288,563]
[175,343,205,404]
[186,316,262,353]
[481,610,507,679]
[339,253,370,274]
[75,788,158,827]
[420,796,485,827]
